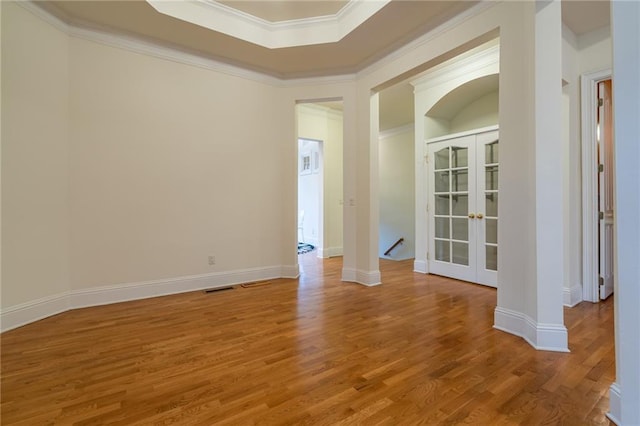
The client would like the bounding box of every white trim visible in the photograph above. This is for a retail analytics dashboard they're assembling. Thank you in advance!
[71,25,281,85]
[341,268,381,286]
[17,1,357,86]
[411,43,500,93]
[281,74,356,88]
[146,0,391,49]
[413,260,428,274]
[424,124,499,144]
[280,264,301,279]
[356,270,382,286]
[581,68,612,303]
[342,267,357,282]
[607,382,621,425]
[1,265,298,333]
[1,293,70,333]
[379,123,414,140]
[494,307,570,352]
[359,1,497,80]
[317,247,344,258]
[17,0,70,34]
[16,0,497,86]
[563,284,583,307]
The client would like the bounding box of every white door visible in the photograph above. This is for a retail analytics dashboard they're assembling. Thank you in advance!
[598,80,614,300]
[476,131,499,286]
[427,130,499,287]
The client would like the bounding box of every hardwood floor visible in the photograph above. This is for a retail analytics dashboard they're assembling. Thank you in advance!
[1,254,615,425]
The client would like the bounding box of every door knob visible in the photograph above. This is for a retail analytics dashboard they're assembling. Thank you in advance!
[468,213,475,219]
[477,213,484,219]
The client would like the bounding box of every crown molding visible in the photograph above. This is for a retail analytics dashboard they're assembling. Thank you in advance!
[358,1,497,81]
[70,25,282,85]
[17,0,71,34]
[146,0,391,49]
[16,0,494,89]
[17,1,358,87]
[411,42,499,92]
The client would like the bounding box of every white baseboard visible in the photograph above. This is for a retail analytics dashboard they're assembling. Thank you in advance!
[607,382,621,425]
[381,255,414,261]
[317,246,343,258]
[356,269,381,286]
[494,306,569,352]
[414,260,428,274]
[342,267,356,282]
[280,264,300,279]
[563,284,583,307]
[1,265,297,333]
[1,293,70,333]
[341,268,381,286]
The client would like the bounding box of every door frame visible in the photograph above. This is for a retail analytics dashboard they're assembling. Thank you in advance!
[581,68,612,303]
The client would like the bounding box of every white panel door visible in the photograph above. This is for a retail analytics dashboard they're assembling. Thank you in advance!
[427,129,499,287]
[598,80,614,300]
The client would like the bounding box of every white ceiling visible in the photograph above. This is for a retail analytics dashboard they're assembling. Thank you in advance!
[146,0,392,49]
[428,74,499,120]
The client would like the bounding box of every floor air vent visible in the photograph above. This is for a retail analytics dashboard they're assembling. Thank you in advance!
[203,286,235,294]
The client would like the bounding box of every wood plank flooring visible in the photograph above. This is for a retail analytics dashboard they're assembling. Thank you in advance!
[1,254,615,425]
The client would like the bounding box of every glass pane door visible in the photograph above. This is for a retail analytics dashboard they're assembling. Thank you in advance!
[427,135,477,283]
[475,130,499,287]
[427,129,498,288]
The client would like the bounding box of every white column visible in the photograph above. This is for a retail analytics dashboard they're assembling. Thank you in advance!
[493,1,567,352]
[341,89,358,282]
[342,85,381,286]
[609,1,640,424]
[532,0,568,350]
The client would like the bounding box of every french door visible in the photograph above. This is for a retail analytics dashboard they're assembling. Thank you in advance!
[427,129,499,287]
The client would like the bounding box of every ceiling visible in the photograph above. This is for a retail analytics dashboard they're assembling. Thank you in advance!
[216,1,349,22]
[34,0,610,130]
[39,0,478,78]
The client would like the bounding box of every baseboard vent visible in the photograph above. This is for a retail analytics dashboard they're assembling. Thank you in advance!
[240,281,272,288]
[203,286,235,294]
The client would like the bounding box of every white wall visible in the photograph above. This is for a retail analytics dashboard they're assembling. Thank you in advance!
[561,24,582,307]
[1,3,303,330]
[379,126,415,260]
[610,2,640,423]
[578,26,612,75]
[296,104,343,257]
[450,91,499,133]
[1,3,70,308]
[68,36,290,290]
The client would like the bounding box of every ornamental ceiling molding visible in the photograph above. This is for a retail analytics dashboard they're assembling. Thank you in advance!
[146,0,391,49]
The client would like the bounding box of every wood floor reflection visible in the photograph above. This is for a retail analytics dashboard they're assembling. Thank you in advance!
[1,254,614,425]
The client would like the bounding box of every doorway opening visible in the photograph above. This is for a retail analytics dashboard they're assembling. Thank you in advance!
[295,101,344,262]
[410,40,500,287]
[581,71,614,302]
[298,138,322,255]
[377,82,416,261]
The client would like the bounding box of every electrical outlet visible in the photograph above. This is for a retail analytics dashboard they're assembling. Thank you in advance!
[208,255,216,265]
